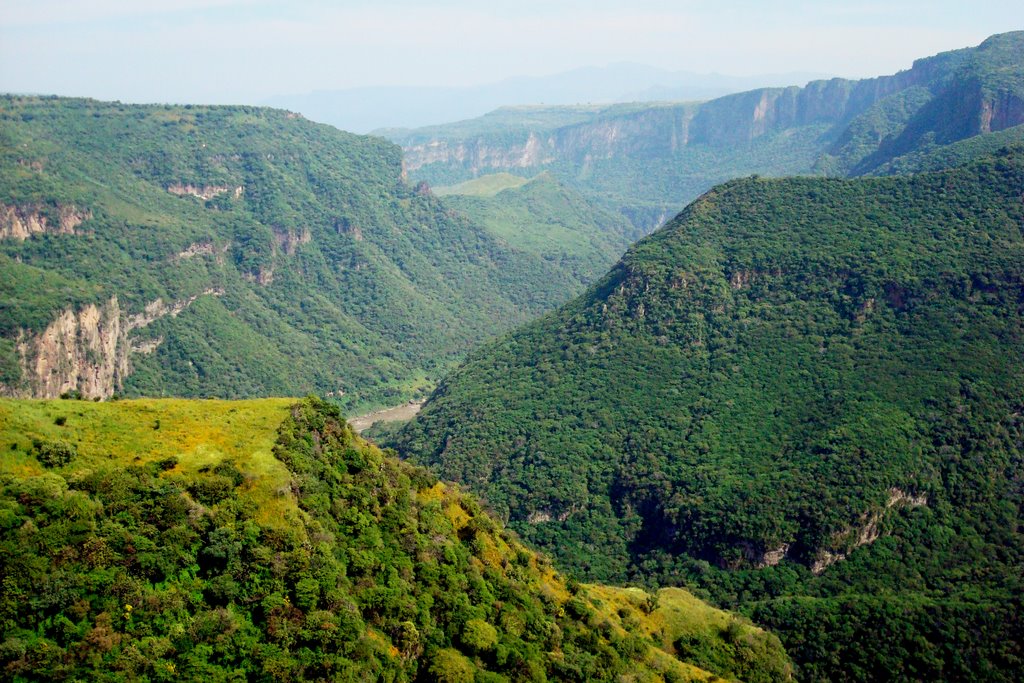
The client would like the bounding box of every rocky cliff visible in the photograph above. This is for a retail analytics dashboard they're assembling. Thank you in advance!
[3,291,221,400]
[394,74,924,176]
[0,97,587,407]
[0,203,92,240]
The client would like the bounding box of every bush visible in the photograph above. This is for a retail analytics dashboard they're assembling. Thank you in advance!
[32,439,77,468]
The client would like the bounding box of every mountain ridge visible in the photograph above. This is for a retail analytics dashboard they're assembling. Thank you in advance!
[265,63,827,133]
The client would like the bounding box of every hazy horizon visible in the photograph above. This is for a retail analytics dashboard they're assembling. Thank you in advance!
[2,1,1022,109]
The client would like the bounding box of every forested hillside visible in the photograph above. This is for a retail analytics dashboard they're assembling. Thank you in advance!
[0,97,585,411]
[387,32,1024,232]
[392,148,1024,680]
[437,172,643,285]
[0,396,792,682]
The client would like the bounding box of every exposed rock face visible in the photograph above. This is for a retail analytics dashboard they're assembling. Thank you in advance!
[2,290,223,399]
[174,241,230,264]
[273,227,312,255]
[740,542,790,569]
[244,267,274,286]
[397,35,1024,182]
[526,506,576,524]
[125,289,224,331]
[0,203,92,240]
[404,131,557,175]
[398,67,931,177]
[18,298,128,400]
[811,487,928,574]
[167,183,244,200]
[978,89,1024,134]
[336,218,363,241]
[237,228,310,286]
[176,241,215,259]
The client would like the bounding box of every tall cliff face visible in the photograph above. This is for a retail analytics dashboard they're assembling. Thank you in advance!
[16,298,128,399]
[4,291,221,400]
[391,32,1024,227]
[394,75,922,177]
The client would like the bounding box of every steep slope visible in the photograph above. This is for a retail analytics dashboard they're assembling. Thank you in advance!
[392,149,1024,680]
[0,396,791,681]
[0,96,582,410]
[439,172,643,285]
[387,32,1024,231]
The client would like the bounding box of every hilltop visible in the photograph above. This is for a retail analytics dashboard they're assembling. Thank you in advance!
[0,396,791,681]
[391,149,1024,680]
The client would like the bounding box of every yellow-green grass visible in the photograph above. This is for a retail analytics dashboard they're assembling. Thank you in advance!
[0,397,297,526]
[583,584,776,682]
[433,172,530,197]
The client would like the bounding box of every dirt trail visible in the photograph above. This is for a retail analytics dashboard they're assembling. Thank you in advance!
[348,400,424,433]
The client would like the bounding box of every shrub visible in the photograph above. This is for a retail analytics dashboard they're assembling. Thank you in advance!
[32,439,77,468]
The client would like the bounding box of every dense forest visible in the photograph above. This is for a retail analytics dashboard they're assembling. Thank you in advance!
[0,96,614,410]
[390,148,1024,680]
[0,396,792,681]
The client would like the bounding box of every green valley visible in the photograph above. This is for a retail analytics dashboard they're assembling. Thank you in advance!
[0,97,590,411]
[4,23,1024,683]
[391,148,1024,681]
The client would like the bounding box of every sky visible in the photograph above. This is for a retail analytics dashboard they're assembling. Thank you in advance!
[1,0,1023,105]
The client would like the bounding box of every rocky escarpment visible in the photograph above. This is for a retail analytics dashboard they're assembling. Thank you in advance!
[0,202,92,240]
[272,226,311,255]
[174,240,230,262]
[399,64,938,177]
[726,488,929,573]
[167,183,244,200]
[2,290,222,400]
[395,32,1024,193]
[811,488,929,574]
[403,131,557,175]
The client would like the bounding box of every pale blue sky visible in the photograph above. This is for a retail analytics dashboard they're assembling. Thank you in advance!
[1,0,1022,104]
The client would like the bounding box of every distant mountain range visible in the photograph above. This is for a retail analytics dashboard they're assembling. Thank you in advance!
[387,32,1024,232]
[264,63,828,133]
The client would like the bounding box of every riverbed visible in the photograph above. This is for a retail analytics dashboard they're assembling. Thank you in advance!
[348,400,425,433]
